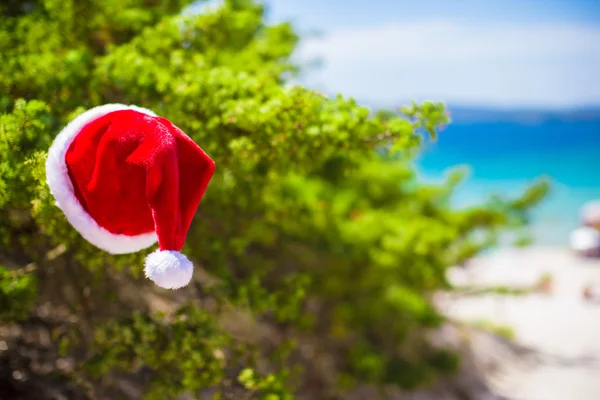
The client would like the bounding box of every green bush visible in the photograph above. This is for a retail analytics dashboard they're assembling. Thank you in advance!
[0,0,547,398]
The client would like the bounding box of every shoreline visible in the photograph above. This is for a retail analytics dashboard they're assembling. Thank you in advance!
[438,245,600,400]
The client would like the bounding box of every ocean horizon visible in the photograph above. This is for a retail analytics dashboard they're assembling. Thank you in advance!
[413,106,600,246]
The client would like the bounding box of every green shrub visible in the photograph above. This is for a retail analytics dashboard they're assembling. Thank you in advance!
[0,0,547,398]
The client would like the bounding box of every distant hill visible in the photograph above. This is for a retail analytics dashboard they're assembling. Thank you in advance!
[445,106,600,124]
[363,100,600,124]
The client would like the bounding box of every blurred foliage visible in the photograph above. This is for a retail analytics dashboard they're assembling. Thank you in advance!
[450,284,537,297]
[0,264,38,322]
[0,0,548,399]
[467,319,516,342]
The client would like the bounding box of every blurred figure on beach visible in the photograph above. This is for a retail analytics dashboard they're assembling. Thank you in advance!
[570,201,600,258]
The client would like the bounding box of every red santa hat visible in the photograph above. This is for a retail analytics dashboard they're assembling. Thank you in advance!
[45,104,215,290]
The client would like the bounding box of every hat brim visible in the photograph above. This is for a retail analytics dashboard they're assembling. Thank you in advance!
[46,104,159,254]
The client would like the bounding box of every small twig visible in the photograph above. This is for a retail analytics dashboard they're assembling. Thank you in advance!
[364,130,393,143]
[1,263,37,278]
[46,244,67,261]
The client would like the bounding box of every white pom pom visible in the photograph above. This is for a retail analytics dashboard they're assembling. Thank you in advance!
[144,250,194,289]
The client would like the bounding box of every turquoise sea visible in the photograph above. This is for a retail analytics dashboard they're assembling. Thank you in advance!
[414,109,600,246]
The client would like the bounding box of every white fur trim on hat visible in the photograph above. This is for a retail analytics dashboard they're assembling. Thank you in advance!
[45,104,159,254]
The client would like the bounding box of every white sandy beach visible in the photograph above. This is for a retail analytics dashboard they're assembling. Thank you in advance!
[438,246,600,400]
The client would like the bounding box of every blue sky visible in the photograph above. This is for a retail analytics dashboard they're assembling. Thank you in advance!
[263,0,600,29]
[195,0,600,108]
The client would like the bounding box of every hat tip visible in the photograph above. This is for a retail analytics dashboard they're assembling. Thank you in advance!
[144,250,194,289]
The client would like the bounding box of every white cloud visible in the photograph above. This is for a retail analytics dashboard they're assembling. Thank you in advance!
[293,20,600,107]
